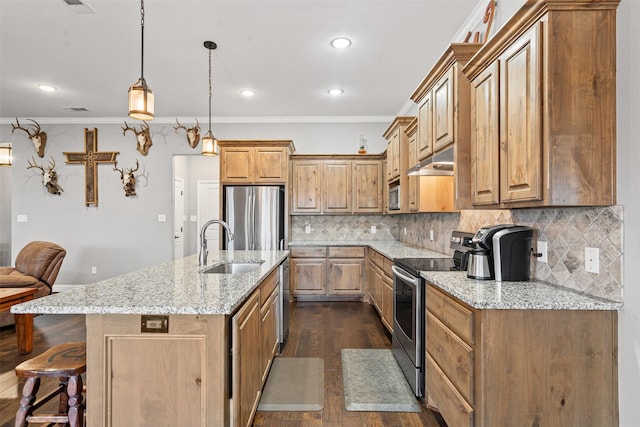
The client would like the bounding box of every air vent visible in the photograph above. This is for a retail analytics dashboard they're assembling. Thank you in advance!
[61,0,96,14]
[65,107,89,112]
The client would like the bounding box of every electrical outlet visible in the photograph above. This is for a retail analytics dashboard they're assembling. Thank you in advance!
[305,225,311,234]
[157,214,166,222]
[371,225,377,234]
[585,247,600,273]
[16,214,28,223]
[429,229,434,241]
[403,227,407,235]
[537,241,548,263]
[91,266,97,275]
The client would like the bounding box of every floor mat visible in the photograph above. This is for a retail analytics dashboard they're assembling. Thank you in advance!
[257,357,324,411]
[341,349,421,412]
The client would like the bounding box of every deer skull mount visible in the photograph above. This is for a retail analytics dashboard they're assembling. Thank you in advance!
[174,119,201,148]
[122,121,153,156]
[26,156,63,195]
[11,118,47,158]
[113,159,140,197]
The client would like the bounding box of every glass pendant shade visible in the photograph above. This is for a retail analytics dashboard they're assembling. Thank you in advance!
[128,77,154,120]
[201,131,218,156]
[0,143,12,167]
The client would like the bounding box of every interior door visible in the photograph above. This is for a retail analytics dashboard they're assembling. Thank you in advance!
[173,177,185,260]
[197,180,220,251]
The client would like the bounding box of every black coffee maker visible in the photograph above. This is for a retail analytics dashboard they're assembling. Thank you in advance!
[467,224,533,281]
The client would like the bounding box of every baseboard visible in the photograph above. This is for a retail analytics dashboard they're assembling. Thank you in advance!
[52,284,79,293]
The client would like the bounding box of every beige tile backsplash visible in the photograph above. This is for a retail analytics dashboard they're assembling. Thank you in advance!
[292,206,623,302]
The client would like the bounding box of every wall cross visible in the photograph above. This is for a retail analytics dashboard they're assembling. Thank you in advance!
[64,128,119,206]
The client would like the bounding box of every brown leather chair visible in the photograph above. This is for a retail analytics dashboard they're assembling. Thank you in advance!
[0,241,66,327]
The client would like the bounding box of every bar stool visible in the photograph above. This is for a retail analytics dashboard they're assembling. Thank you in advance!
[14,341,86,427]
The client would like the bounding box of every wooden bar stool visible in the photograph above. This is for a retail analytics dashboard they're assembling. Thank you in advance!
[14,342,86,427]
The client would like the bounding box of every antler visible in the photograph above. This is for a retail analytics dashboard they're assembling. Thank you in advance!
[26,156,45,173]
[141,121,150,131]
[122,121,136,136]
[46,156,56,171]
[113,161,124,176]
[129,159,140,173]
[174,119,187,133]
[11,118,35,137]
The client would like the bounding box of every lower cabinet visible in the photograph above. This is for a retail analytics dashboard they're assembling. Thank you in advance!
[367,248,393,333]
[291,246,365,299]
[426,284,618,427]
[232,268,281,427]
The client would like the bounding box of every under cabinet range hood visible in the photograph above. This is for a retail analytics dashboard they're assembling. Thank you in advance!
[407,146,454,176]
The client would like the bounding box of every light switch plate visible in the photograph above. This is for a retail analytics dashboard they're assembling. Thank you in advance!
[371,225,377,234]
[585,247,600,273]
[305,225,311,234]
[158,214,166,222]
[16,214,28,223]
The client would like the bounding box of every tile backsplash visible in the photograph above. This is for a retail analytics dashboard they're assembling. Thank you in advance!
[292,206,623,302]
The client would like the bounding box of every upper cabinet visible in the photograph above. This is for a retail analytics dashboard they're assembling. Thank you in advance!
[290,155,384,215]
[410,43,482,210]
[383,117,415,214]
[218,140,295,184]
[462,0,619,208]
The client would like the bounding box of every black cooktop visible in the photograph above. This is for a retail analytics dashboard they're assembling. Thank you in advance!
[394,257,458,276]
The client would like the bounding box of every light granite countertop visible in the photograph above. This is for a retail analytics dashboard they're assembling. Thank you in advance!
[289,240,450,260]
[422,271,622,311]
[11,250,289,316]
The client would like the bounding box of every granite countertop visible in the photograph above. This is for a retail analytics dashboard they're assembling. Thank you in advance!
[422,271,622,311]
[289,240,450,260]
[11,250,289,316]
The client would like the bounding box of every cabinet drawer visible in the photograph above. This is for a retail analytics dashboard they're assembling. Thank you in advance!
[329,246,365,258]
[291,247,327,258]
[382,257,393,278]
[260,269,279,303]
[426,354,473,427]
[369,249,383,268]
[427,285,474,344]
[427,311,473,403]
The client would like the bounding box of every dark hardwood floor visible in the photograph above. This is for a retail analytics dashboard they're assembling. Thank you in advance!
[0,302,445,427]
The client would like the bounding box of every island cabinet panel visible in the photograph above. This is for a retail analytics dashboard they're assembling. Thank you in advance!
[232,290,261,427]
[86,314,229,427]
[260,286,279,385]
[463,0,619,207]
[426,284,619,427]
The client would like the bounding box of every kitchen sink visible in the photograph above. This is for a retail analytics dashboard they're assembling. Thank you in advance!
[202,260,264,274]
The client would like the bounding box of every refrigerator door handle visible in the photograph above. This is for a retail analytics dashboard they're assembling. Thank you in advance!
[279,239,285,250]
[250,189,255,250]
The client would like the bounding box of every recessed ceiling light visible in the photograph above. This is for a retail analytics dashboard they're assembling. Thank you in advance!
[37,84,57,92]
[240,89,255,97]
[330,37,351,49]
[328,88,344,96]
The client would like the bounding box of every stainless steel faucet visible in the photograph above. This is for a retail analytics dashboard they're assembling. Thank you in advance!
[199,219,235,267]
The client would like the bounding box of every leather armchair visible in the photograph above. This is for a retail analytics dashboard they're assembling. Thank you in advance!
[0,241,66,327]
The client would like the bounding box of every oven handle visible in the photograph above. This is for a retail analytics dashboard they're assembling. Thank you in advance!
[392,265,420,285]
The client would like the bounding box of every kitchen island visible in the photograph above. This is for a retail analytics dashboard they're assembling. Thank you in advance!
[12,250,289,427]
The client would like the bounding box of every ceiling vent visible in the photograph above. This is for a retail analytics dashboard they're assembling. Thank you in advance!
[61,0,96,14]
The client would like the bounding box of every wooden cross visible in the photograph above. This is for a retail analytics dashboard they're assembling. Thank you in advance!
[64,128,119,206]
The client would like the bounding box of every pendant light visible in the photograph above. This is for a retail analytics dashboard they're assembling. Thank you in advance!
[0,143,12,167]
[128,0,154,120]
[202,40,218,156]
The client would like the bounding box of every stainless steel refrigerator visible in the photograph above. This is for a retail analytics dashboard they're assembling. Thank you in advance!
[222,185,285,251]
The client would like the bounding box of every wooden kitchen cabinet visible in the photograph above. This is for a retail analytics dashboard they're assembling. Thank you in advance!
[291,246,365,299]
[290,155,384,215]
[410,44,481,210]
[218,140,294,184]
[383,117,414,213]
[367,248,393,333]
[426,284,618,427]
[259,270,280,385]
[463,0,618,207]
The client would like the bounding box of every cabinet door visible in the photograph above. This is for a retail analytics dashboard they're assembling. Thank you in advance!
[328,258,364,295]
[255,147,287,183]
[470,62,500,206]
[407,131,419,212]
[260,288,279,385]
[291,258,326,295]
[381,275,393,332]
[388,129,401,181]
[221,147,253,183]
[433,67,455,152]
[232,290,261,427]
[371,264,383,314]
[353,161,383,213]
[323,161,352,213]
[291,161,322,213]
[499,24,542,203]
[417,91,434,161]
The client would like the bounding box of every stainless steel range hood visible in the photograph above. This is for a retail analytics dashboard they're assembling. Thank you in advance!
[407,146,454,176]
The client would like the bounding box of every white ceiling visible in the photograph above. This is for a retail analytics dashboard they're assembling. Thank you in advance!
[0,0,477,122]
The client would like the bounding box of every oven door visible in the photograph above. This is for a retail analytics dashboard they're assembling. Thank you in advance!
[391,264,425,397]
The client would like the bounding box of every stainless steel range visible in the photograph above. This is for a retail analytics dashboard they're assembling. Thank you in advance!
[391,231,473,398]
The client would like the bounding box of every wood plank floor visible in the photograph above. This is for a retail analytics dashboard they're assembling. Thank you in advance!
[0,302,446,427]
